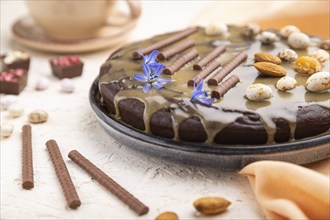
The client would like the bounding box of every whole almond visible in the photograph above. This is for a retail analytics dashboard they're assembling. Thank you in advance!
[155,211,179,220]
[254,52,281,65]
[254,62,286,77]
[193,197,231,215]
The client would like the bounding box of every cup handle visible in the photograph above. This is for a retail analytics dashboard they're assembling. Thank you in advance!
[126,0,142,19]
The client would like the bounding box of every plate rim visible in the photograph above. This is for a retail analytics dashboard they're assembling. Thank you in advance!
[11,15,138,53]
[89,76,330,156]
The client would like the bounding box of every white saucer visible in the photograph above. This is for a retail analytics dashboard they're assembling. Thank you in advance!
[11,14,138,53]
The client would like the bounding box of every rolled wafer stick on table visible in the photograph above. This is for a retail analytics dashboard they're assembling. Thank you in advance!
[157,39,195,61]
[46,140,81,209]
[68,150,149,216]
[193,45,226,70]
[208,51,247,85]
[22,124,34,189]
[211,75,240,99]
[132,27,198,59]
[187,60,221,86]
[163,48,199,75]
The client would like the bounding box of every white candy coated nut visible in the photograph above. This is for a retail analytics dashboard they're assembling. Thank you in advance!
[246,83,273,101]
[277,48,298,62]
[276,76,297,91]
[0,123,14,138]
[243,23,261,37]
[1,95,18,110]
[8,103,24,118]
[279,25,300,38]
[35,77,50,91]
[309,49,330,64]
[288,32,310,49]
[28,110,48,123]
[205,22,228,36]
[4,51,29,64]
[60,78,75,93]
[306,71,330,92]
[259,31,278,44]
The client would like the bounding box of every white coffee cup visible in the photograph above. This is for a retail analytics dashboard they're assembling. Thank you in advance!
[26,0,141,40]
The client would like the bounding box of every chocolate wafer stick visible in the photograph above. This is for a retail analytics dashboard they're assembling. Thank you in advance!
[22,124,34,189]
[211,75,240,99]
[157,39,195,61]
[193,45,226,70]
[68,150,149,216]
[163,48,199,75]
[46,140,81,209]
[208,51,247,85]
[187,60,221,86]
[132,27,198,59]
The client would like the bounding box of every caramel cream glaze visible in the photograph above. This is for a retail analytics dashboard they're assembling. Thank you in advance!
[99,26,329,144]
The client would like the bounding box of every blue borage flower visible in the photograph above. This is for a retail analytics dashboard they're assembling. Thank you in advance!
[190,78,216,107]
[134,63,172,93]
[139,49,165,70]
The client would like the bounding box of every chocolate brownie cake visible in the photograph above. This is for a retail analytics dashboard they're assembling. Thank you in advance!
[98,25,330,145]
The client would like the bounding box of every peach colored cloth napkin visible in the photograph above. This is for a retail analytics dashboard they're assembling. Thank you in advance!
[240,159,330,220]
[192,0,329,39]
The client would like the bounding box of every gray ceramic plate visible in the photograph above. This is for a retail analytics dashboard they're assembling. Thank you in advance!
[90,77,330,170]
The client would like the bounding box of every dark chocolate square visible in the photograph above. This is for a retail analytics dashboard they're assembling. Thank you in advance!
[0,69,28,95]
[50,56,83,79]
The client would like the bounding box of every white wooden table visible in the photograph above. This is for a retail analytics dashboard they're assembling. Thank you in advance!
[1,1,263,219]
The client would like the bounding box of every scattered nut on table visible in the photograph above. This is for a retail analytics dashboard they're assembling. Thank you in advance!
[35,77,51,91]
[205,22,228,36]
[1,95,18,110]
[155,211,179,220]
[295,56,321,74]
[0,122,14,138]
[306,71,330,92]
[288,32,310,49]
[246,83,273,101]
[279,25,300,38]
[8,103,24,118]
[277,48,298,62]
[28,110,49,124]
[193,197,231,216]
[309,49,330,64]
[259,31,278,44]
[276,76,298,91]
[60,78,75,93]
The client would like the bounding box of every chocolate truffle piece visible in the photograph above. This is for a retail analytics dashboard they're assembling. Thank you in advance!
[1,51,30,71]
[0,69,28,95]
[50,56,83,79]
